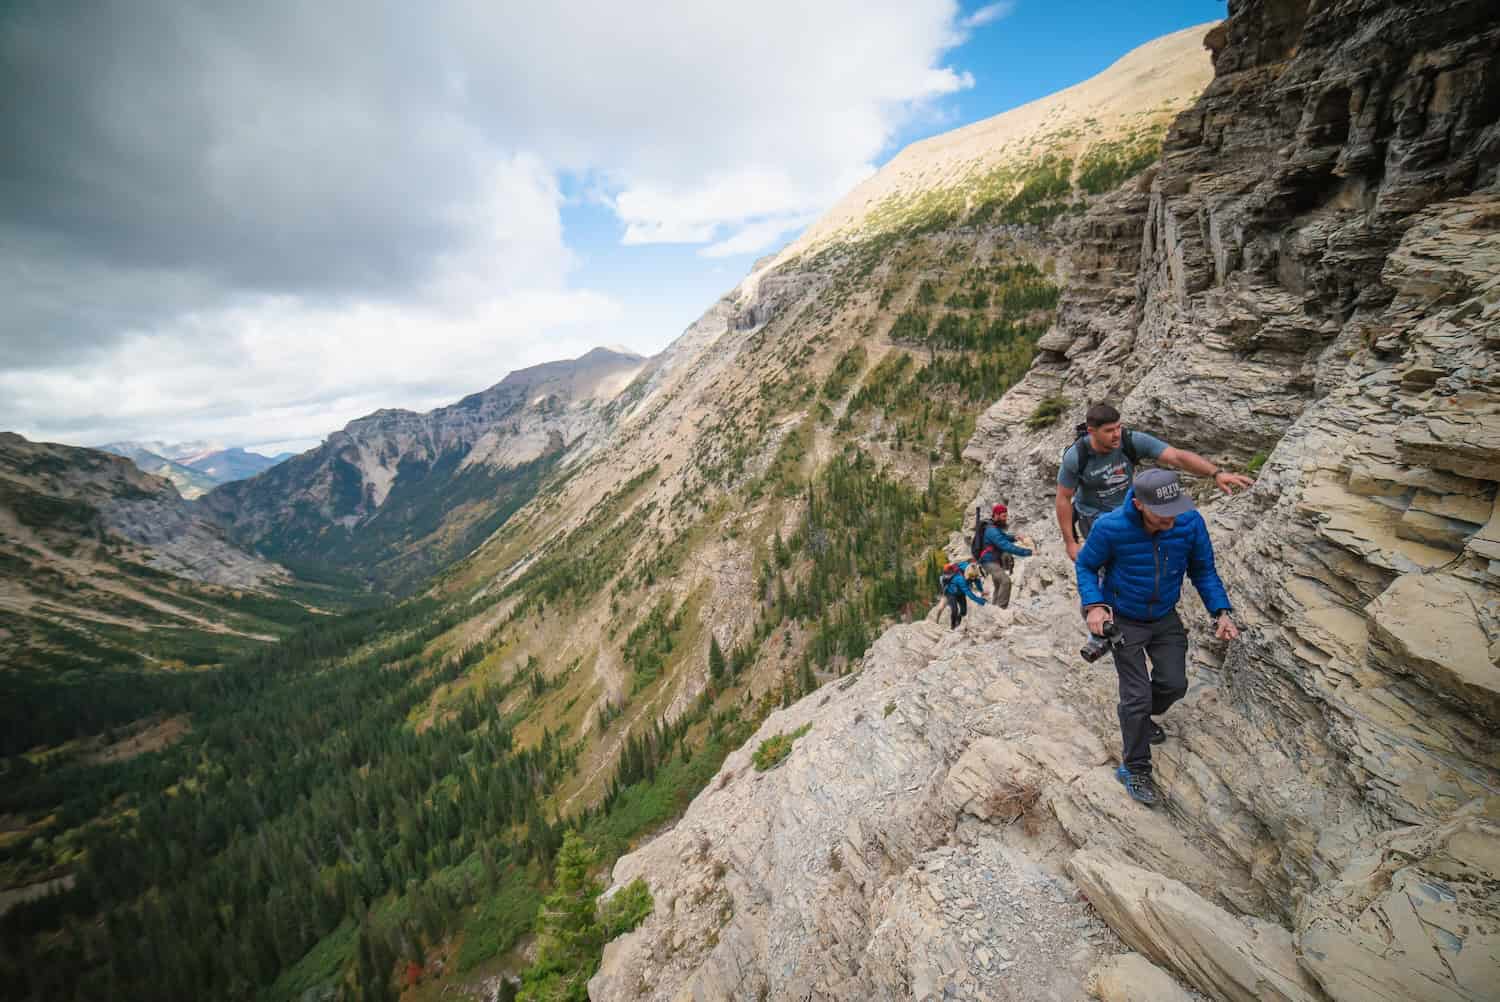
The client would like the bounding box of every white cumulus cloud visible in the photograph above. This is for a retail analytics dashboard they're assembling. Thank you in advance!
[1,0,984,448]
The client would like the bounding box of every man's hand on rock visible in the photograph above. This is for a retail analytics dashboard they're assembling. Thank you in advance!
[1213,470,1255,494]
[1066,537,1082,562]
[1085,606,1112,636]
[1214,612,1239,641]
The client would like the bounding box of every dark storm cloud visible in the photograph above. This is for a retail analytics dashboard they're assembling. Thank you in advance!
[0,0,492,362]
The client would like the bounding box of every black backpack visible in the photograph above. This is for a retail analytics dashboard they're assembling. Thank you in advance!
[1069,422,1141,471]
[969,506,1015,570]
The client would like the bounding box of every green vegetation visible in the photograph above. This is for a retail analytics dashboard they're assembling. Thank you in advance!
[622,599,687,691]
[1247,451,1268,475]
[454,866,542,974]
[0,595,579,1001]
[599,878,654,939]
[1027,394,1072,430]
[517,832,602,1002]
[0,567,338,756]
[971,155,1074,226]
[752,723,812,771]
[1076,133,1165,194]
[821,345,867,400]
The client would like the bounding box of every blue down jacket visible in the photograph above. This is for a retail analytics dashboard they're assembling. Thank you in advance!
[981,524,1032,561]
[942,561,987,605]
[1075,489,1231,621]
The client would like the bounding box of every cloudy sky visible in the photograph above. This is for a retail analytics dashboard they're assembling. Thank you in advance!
[1,0,1222,455]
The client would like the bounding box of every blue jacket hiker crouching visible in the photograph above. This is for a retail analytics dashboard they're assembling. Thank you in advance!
[940,561,986,629]
[1074,470,1239,807]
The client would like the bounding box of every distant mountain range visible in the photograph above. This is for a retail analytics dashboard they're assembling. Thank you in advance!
[97,441,293,498]
[199,346,648,593]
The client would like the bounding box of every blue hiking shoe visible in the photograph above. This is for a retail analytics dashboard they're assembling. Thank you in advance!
[1116,765,1157,806]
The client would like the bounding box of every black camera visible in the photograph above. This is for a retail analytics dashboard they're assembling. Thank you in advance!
[1080,620,1123,663]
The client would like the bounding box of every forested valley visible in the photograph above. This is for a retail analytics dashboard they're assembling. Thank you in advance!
[2,214,1062,1001]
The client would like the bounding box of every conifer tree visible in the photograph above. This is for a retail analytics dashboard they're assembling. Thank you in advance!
[707,635,726,682]
[518,831,603,1002]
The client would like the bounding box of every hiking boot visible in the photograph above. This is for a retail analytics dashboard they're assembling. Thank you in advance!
[1115,765,1157,806]
[1148,721,1166,745]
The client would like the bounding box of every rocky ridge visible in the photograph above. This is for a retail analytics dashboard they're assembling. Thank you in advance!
[590,3,1500,1000]
[0,432,287,591]
[200,347,646,589]
[0,432,297,677]
[779,23,1215,260]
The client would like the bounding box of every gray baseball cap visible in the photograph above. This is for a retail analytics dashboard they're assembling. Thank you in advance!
[1134,468,1196,516]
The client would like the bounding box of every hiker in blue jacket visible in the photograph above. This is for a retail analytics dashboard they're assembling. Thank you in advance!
[941,561,987,629]
[1075,469,1240,806]
[976,503,1033,609]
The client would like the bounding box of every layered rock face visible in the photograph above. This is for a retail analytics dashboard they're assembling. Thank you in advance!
[592,2,1500,1000]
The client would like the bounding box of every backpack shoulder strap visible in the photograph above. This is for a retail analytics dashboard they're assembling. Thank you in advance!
[1066,431,1089,473]
[1122,428,1140,466]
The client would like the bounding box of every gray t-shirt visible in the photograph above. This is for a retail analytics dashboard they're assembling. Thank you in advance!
[1057,430,1169,517]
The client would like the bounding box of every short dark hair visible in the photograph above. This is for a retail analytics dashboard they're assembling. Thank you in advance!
[1086,403,1121,428]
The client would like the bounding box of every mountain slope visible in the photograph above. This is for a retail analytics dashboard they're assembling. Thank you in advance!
[0,432,328,753]
[421,23,1218,812]
[199,346,647,592]
[780,20,1216,258]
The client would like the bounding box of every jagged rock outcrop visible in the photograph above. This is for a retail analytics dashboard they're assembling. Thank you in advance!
[592,2,1500,1000]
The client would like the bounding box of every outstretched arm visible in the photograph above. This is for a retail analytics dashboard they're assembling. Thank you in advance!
[986,526,1032,558]
[1158,446,1254,494]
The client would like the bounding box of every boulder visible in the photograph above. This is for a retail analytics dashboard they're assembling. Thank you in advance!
[1297,798,1500,1002]
[1066,847,1327,1002]
[1366,572,1500,724]
[1089,952,1197,1002]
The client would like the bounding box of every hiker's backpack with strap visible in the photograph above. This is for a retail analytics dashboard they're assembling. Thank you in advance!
[1069,422,1140,471]
[969,507,1015,570]
[969,506,990,564]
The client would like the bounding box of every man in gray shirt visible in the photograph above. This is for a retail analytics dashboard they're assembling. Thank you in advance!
[1056,403,1254,560]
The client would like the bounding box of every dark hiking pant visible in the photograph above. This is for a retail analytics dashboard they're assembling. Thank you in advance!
[1109,609,1189,775]
[946,591,967,628]
[980,559,1011,608]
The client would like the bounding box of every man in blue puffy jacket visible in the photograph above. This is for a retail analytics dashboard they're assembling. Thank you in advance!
[1075,469,1240,806]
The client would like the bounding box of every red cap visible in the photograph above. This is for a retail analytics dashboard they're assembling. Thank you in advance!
[991,503,1008,521]
[943,562,959,573]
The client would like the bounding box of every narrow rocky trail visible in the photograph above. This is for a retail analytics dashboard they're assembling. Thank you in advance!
[587,537,1275,1001]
